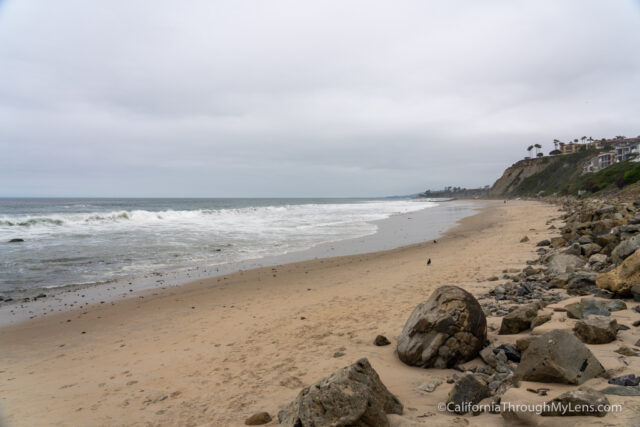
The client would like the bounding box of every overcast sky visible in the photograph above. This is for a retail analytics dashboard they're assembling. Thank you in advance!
[1,1,640,197]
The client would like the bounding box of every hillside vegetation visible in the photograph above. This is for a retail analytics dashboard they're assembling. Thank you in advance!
[488,150,640,198]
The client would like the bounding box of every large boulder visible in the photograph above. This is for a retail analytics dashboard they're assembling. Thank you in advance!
[277,358,402,427]
[541,388,609,417]
[499,302,540,335]
[515,329,605,384]
[397,285,486,368]
[611,234,640,264]
[573,315,618,344]
[548,254,585,274]
[597,250,640,297]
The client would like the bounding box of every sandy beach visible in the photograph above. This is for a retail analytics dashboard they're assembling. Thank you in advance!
[4,199,636,426]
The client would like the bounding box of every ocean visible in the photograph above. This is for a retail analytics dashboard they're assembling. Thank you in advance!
[0,197,441,298]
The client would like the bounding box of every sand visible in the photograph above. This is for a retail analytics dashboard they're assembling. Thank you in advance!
[2,199,636,426]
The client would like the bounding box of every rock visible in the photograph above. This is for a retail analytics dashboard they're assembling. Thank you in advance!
[608,374,640,386]
[277,358,402,427]
[397,285,486,368]
[374,335,391,346]
[597,250,640,297]
[541,388,609,417]
[631,284,640,301]
[515,329,605,384]
[418,380,442,393]
[494,344,521,363]
[548,254,585,274]
[499,302,540,334]
[550,237,567,248]
[487,276,499,281]
[599,385,640,396]
[611,234,640,264]
[566,273,597,296]
[565,298,626,319]
[245,412,272,425]
[531,312,552,328]
[8,238,24,243]
[520,236,529,243]
[615,346,640,357]
[573,315,618,344]
[515,336,538,353]
[480,346,498,368]
[446,374,489,414]
[588,253,608,266]
[333,351,345,358]
[537,239,551,247]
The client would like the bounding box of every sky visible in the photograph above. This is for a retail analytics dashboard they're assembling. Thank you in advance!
[1,1,640,197]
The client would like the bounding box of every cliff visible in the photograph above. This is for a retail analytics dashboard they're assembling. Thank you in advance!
[487,150,595,197]
[487,157,557,197]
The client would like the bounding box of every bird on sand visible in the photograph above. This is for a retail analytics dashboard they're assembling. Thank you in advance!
[427,258,431,266]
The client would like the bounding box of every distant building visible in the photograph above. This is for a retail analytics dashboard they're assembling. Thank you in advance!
[581,138,640,174]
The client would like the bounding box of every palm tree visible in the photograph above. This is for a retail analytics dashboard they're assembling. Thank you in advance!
[574,138,579,143]
[527,145,534,158]
[534,143,542,156]
[581,136,587,144]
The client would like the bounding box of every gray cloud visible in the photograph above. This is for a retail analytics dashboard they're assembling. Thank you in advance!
[1,0,640,197]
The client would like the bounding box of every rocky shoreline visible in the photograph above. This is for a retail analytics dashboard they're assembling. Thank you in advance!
[250,197,640,425]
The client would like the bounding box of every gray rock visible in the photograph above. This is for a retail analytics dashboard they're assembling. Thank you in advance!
[418,380,442,393]
[499,302,540,334]
[541,388,609,417]
[599,385,640,396]
[608,374,640,386]
[615,346,640,357]
[566,273,598,296]
[611,234,640,264]
[446,374,489,414]
[537,239,551,247]
[548,254,585,274]
[515,329,605,385]
[573,315,618,344]
[397,286,486,368]
[278,358,402,427]
[565,298,627,319]
[632,284,640,302]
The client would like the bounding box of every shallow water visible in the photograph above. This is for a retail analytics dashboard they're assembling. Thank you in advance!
[0,197,438,296]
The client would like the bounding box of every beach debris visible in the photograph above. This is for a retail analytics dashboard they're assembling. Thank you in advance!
[374,335,391,346]
[446,374,489,414]
[541,388,609,417]
[573,315,618,344]
[526,387,550,396]
[8,238,24,243]
[515,329,605,384]
[397,285,486,368]
[277,358,402,426]
[244,412,272,425]
[498,302,541,334]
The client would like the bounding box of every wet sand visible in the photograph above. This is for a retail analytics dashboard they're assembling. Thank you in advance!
[0,200,596,426]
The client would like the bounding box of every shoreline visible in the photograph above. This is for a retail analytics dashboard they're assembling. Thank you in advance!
[1,200,563,426]
[0,199,483,326]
